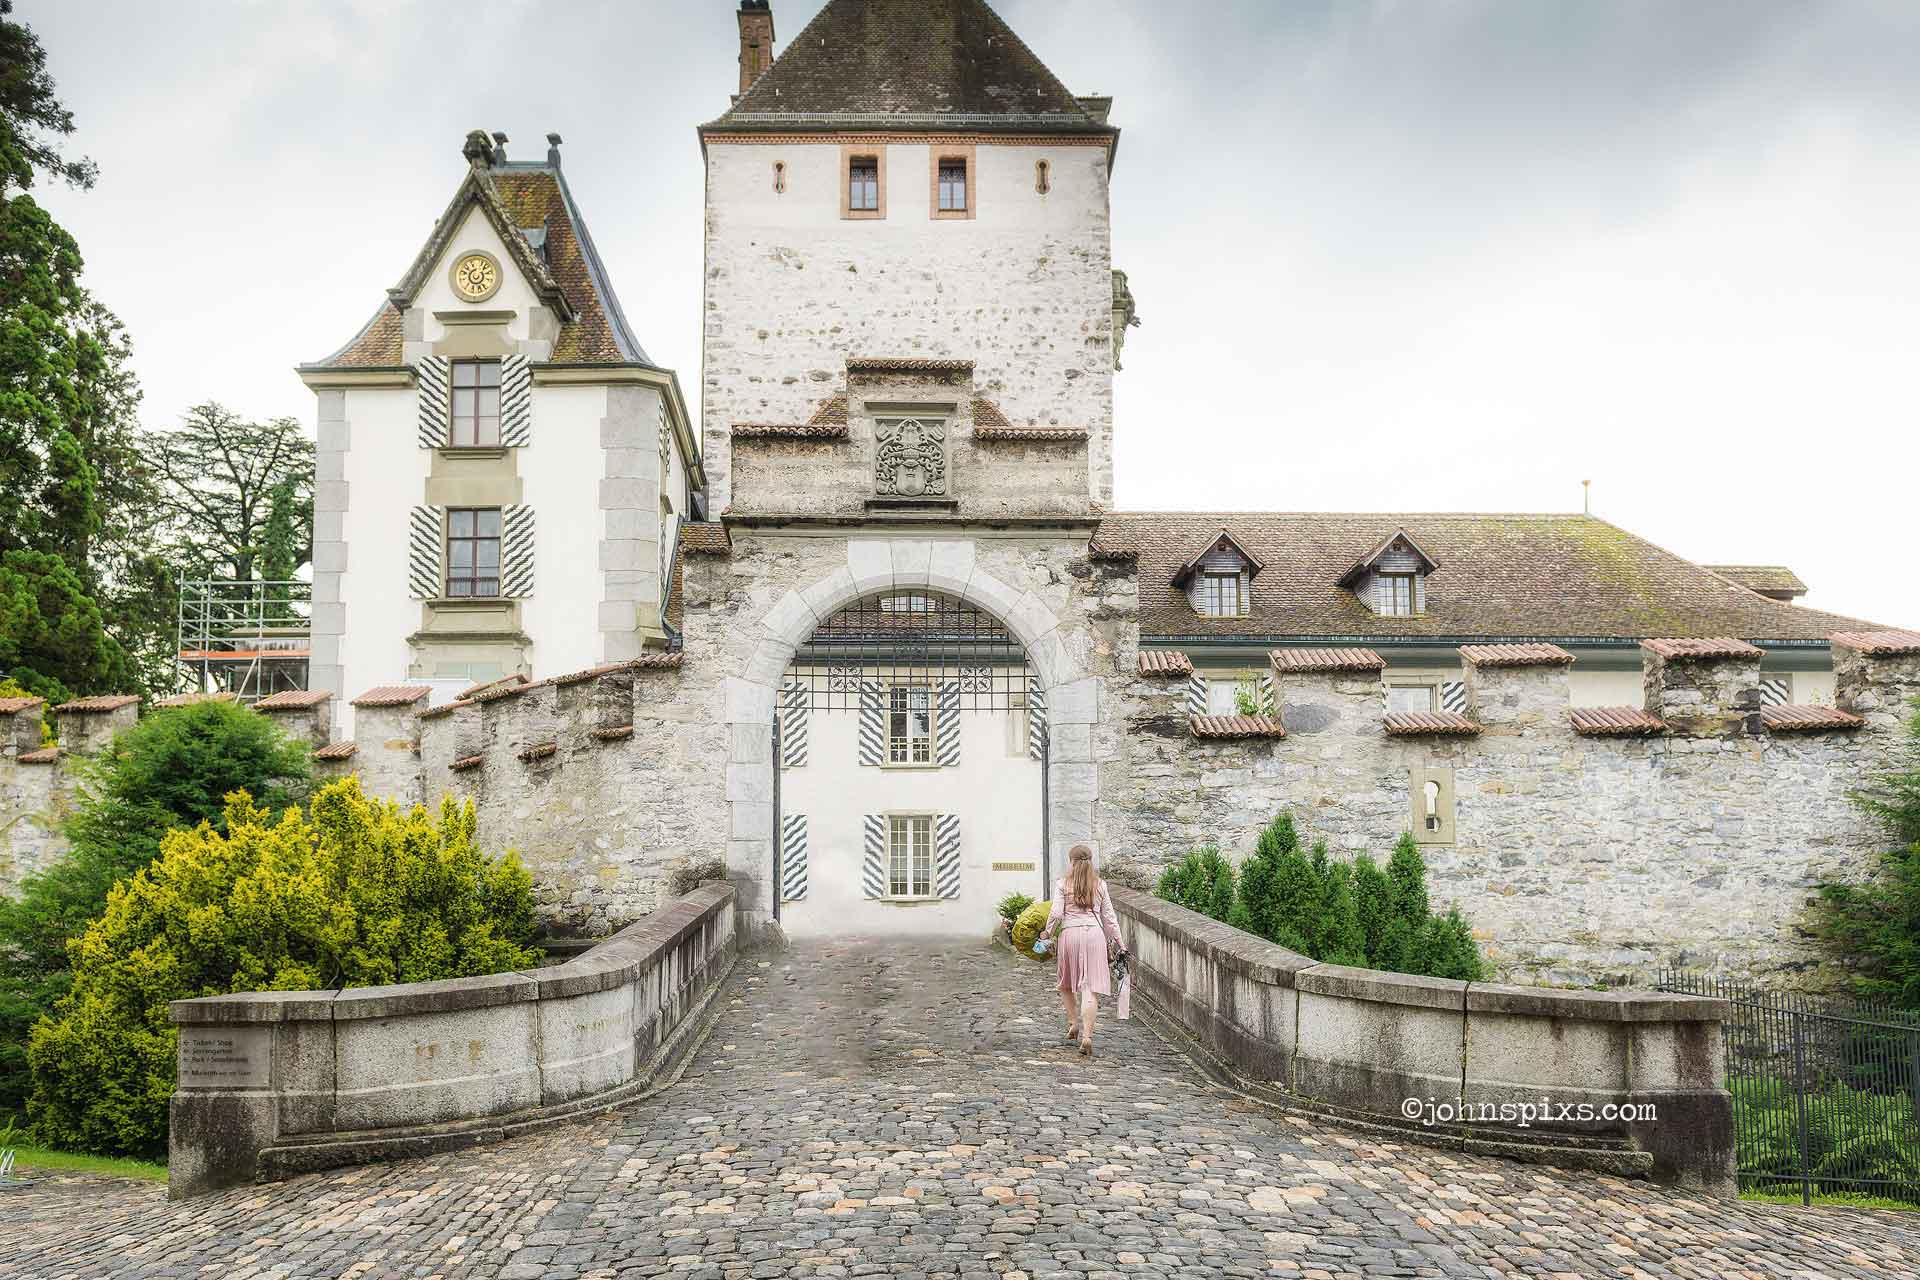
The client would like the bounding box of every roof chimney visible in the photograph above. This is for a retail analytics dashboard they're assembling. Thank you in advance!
[490,131,509,164]
[737,1,775,98]
[546,132,563,167]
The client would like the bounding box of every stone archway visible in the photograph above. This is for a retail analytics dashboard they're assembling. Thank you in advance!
[723,537,1098,929]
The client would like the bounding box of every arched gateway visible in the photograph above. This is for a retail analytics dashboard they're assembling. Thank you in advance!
[723,539,1096,935]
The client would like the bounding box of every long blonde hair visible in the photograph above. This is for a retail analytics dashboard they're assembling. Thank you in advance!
[1066,844,1099,909]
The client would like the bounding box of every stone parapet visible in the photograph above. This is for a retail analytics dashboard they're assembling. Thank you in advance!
[167,882,737,1199]
[1112,886,1734,1195]
[1640,638,1764,736]
[1832,630,1920,731]
[253,690,334,747]
[1461,644,1572,738]
[51,694,140,755]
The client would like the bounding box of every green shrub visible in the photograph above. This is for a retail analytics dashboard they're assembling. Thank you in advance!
[1732,1075,1920,1203]
[0,699,312,1118]
[1011,898,1052,956]
[996,892,1035,926]
[25,777,541,1157]
[1351,853,1393,965]
[1811,698,1920,1008]
[1315,858,1369,967]
[1155,845,1235,922]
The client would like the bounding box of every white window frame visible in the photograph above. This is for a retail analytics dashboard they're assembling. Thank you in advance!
[1387,683,1437,714]
[1198,571,1244,618]
[888,814,936,899]
[1379,572,1417,617]
[887,684,934,766]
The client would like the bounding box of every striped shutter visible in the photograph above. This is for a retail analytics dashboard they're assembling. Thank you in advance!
[1758,677,1790,707]
[414,356,451,448]
[780,814,808,901]
[1259,672,1277,716]
[934,814,961,899]
[500,505,535,598]
[1027,674,1048,761]
[499,354,532,447]
[1185,672,1206,717]
[862,814,887,898]
[779,680,808,767]
[935,681,961,766]
[1440,681,1468,715]
[858,681,884,766]
[408,506,443,599]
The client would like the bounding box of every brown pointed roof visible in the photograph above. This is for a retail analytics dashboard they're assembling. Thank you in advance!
[703,0,1117,136]
[307,136,650,369]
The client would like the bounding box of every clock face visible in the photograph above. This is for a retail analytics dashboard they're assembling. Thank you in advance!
[451,252,500,302]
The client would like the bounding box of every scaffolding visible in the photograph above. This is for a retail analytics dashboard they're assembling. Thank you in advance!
[176,576,313,703]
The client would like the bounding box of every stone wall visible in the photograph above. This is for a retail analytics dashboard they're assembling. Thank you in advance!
[1113,886,1735,1194]
[0,699,138,895]
[167,882,737,1198]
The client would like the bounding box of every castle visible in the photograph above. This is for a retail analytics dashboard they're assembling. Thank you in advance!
[6,0,1918,986]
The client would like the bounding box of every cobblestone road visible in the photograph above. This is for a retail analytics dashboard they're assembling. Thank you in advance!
[8,939,1920,1279]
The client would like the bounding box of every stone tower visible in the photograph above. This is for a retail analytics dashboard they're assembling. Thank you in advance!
[697,0,1124,515]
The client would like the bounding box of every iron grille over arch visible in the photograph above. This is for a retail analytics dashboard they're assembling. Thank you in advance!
[787,590,1031,711]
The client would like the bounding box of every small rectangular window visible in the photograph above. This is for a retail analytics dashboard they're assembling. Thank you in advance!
[1198,572,1243,617]
[1380,573,1416,616]
[938,159,967,212]
[888,685,933,765]
[889,814,934,897]
[1387,684,1436,714]
[1205,680,1241,716]
[450,360,501,447]
[446,507,502,598]
[849,157,879,211]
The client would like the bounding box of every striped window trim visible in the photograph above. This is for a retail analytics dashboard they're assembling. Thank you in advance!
[780,813,808,901]
[779,680,808,767]
[415,356,451,448]
[1027,674,1048,760]
[861,812,960,901]
[499,354,532,447]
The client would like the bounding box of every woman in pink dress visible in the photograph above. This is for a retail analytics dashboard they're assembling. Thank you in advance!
[1039,844,1127,1056]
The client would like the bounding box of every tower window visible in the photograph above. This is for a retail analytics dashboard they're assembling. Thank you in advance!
[849,156,879,211]
[445,507,502,598]
[938,159,967,211]
[450,360,501,447]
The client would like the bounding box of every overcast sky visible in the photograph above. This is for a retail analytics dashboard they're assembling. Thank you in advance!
[20,0,1919,627]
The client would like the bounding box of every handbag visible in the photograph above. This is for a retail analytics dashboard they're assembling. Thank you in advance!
[1110,946,1132,1020]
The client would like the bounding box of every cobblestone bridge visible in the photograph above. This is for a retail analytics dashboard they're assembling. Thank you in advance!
[8,940,1920,1279]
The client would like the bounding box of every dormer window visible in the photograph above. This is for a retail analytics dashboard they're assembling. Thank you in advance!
[1337,529,1439,618]
[1172,530,1263,619]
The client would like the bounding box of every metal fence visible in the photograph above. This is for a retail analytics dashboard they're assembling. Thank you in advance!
[1656,970,1920,1205]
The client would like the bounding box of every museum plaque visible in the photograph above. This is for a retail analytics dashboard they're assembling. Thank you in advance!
[178,1026,271,1089]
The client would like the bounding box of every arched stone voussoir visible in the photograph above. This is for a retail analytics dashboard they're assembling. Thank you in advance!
[759,588,819,649]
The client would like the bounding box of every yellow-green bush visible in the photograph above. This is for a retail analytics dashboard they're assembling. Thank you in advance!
[26,777,541,1157]
[1011,898,1052,957]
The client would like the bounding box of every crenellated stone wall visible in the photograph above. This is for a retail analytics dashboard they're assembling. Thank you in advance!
[0,697,140,895]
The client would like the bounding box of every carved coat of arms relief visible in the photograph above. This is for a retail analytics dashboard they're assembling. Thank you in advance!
[873,417,948,497]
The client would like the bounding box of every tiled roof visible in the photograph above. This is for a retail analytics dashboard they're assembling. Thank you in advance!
[1190,715,1285,740]
[706,0,1114,135]
[733,394,850,440]
[351,685,432,707]
[16,747,59,764]
[1270,647,1386,674]
[593,725,635,742]
[1832,629,1920,656]
[1570,706,1667,736]
[1641,637,1763,661]
[254,689,333,709]
[1383,711,1482,736]
[312,741,359,761]
[1095,513,1889,643]
[846,356,974,374]
[450,753,484,772]
[0,696,45,714]
[1085,538,1135,562]
[1138,651,1194,677]
[680,523,732,555]
[458,674,527,702]
[550,662,631,687]
[631,652,683,670]
[469,679,530,703]
[1458,643,1575,668]
[152,691,237,709]
[970,398,1086,442]
[55,694,140,713]
[517,741,559,762]
[310,148,646,369]
[417,699,474,721]
[1761,704,1865,732]
[1707,565,1808,598]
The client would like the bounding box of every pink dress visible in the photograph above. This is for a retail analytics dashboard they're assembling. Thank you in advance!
[1048,877,1122,996]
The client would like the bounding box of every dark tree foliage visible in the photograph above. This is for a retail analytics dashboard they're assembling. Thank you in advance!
[0,1,98,192]
[0,549,129,701]
[1813,701,1920,1008]
[0,701,313,1117]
